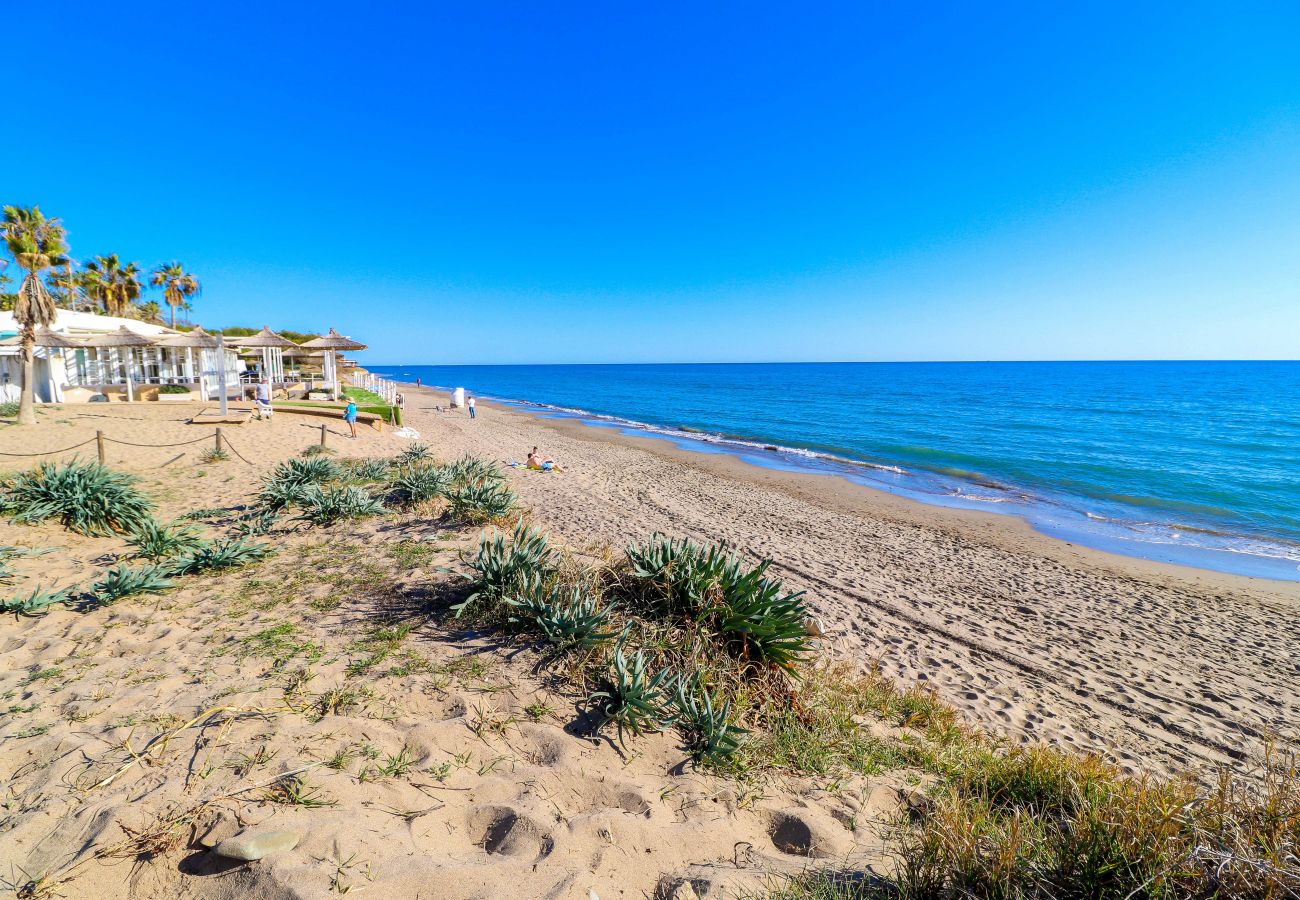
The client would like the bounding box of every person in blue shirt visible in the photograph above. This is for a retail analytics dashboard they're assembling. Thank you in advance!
[344,399,358,439]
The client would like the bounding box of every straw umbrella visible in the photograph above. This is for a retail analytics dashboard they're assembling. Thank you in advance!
[155,326,224,403]
[301,328,367,401]
[224,326,299,391]
[79,326,158,402]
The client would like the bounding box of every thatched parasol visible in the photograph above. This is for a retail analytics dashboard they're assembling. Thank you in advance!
[224,326,300,390]
[154,325,222,348]
[224,325,299,349]
[301,328,367,399]
[79,326,158,402]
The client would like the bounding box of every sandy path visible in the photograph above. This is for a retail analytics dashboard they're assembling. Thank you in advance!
[392,388,1300,777]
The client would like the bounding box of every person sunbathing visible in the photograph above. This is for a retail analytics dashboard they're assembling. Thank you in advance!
[526,446,564,472]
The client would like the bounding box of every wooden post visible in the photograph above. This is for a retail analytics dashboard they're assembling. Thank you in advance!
[96,430,106,464]
[320,423,328,448]
[215,427,224,455]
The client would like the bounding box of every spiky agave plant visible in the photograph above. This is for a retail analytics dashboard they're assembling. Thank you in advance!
[589,648,675,743]
[445,481,516,524]
[713,561,811,672]
[169,538,269,576]
[292,485,386,526]
[340,457,391,482]
[256,456,341,511]
[395,442,433,465]
[454,519,555,621]
[389,463,453,505]
[233,507,281,536]
[624,535,733,618]
[510,581,616,650]
[4,460,153,536]
[445,454,504,487]
[2,585,71,617]
[126,519,208,562]
[90,563,174,604]
[270,456,341,487]
[672,672,748,767]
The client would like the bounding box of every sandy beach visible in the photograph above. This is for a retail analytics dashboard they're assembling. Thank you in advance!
[0,394,1296,897]
[399,388,1300,776]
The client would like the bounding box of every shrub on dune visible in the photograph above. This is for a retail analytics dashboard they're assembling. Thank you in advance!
[3,460,153,537]
[508,581,616,650]
[589,647,675,743]
[2,586,71,618]
[340,457,392,483]
[389,463,453,505]
[127,519,207,562]
[291,485,386,526]
[90,563,173,604]
[445,480,516,524]
[445,454,504,487]
[395,442,433,465]
[168,537,269,575]
[455,520,555,621]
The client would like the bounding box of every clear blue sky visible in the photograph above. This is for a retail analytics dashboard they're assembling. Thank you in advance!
[5,2,1298,363]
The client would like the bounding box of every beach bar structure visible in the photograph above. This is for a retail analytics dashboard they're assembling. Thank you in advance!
[0,311,241,404]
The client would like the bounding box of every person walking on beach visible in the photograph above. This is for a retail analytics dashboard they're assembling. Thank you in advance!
[468,395,476,419]
[255,379,273,420]
[344,398,358,439]
[415,377,421,388]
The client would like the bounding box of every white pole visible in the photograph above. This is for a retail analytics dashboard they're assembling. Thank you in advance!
[125,349,135,402]
[215,333,228,417]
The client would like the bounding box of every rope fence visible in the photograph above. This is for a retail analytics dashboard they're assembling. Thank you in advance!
[0,428,292,468]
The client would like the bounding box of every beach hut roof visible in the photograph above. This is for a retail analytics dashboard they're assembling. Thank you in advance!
[0,326,87,349]
[154,325,223,348]
[301,328,367,351]
[224,325,300,349]
[78,326,159,348]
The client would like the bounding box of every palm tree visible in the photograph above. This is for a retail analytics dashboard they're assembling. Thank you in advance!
[80,254,142,316]
[138,300,164,324]
[2,206,69,425]
[46,258,80,310]
[149,261,200,328]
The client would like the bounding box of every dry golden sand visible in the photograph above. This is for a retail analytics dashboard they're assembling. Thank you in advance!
[0,395,1297,898]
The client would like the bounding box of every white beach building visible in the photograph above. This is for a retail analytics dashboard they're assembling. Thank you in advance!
[0,311,242,404]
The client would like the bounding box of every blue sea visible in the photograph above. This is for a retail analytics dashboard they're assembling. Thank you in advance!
[370,362,1300,581]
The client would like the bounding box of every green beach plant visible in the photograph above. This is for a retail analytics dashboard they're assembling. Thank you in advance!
[90,563,174,604]
[589,648,675,743]
[624,535,732,617]
[445,454,504,487]
[445,480,516,524]
[291,485,386,526]
[672,672,747,767]
[389,463,453,505]
[455,520,556,621]
[2,585,71,617]
[4,460,154,536]
[126,519,207,562]
[713,561,811,672]
[510,582,616,650]
[341,457,391,482]
[395,442,433,465]
[168,537,269,576]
